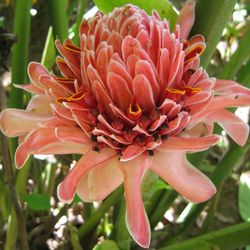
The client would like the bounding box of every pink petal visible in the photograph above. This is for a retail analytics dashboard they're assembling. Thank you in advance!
[109,103,135,125]
[107,72,132,112]
[209,95,250,111]
[135,60,160,101]
[57,148,117,203]
[76,157,123,202]
[55,126,91,144]
[158,135,220,152]
[119,154,152,248]
[214,80,250,95]
[14,83,44,94]
[96,46,109,82]
[55,39,80,70]
[205,109,249,146]
[15,127,88,168]
[50,104,75,122]
[56,56,75,78]
[176,1,195,40]
[0,109,53,137]
[108,57,133,90]
[133,74,155,111]
[35,142,88,155]
[158,48,170,89]
[190,94,250,124]
[28,62,49,87]
[92,80,114,118]
[151,151,216,202]
[149,115,167,131]
[26,95,52,114]
[97,135,120,149]
[98,114,123,135]
[120,144,146,162]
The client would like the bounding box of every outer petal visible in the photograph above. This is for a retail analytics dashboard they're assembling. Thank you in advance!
[176,1,195,40]
[57,148,117,203]
[15,127,89,168]
[214,80,250,95]
[157,135,220,152]
[26,95,52,114]
[151,151,216,202]
[208,95,250,111]
[119,154,152,248]
[205,109,249,146]
[28,62,49,87]
[76,157,123,202]
[0,109,53,137]
[14,83,44,94]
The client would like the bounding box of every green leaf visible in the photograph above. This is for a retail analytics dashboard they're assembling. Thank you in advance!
[94,0,177,29]
[239,171,250,222]
[41,27,56,70]
[25,193,50,211]
[93,240,120,250]
[191,0,237,68]
[155,179,171,191]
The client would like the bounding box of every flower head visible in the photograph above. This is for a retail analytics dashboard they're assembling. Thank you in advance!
[1,1,250,247]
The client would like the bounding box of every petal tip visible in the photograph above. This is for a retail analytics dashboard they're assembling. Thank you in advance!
[57,182,74,204]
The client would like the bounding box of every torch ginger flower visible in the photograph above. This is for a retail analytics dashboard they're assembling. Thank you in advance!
[1,1,250,247]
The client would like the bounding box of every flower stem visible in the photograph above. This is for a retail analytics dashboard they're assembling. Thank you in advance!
[0,76,29,250]
[10,0,32,108]
[158,222,250,250]
[46,0,68,41]
[149,189,178,228]
[191,0,237,68]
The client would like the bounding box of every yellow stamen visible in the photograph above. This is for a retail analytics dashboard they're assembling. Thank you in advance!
[185,86,202,93]
[166,88,186,95]
[129,102,141,115]
[64,43,81,53]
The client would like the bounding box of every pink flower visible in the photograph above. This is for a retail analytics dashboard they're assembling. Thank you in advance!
[1,1,250,247]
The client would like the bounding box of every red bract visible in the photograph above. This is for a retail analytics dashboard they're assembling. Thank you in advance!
[1,1,250,247]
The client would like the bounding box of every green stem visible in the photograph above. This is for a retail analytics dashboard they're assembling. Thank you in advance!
[113,199,131,250]
[10,0,32,108]
[191,0,237,68]
[46,0,68,41]
[1,77,29,250]
[78,185,124,238]
[150,189,178,228]
[158,222,250,250]
[44,163,56,196]
[4,209,17,250]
